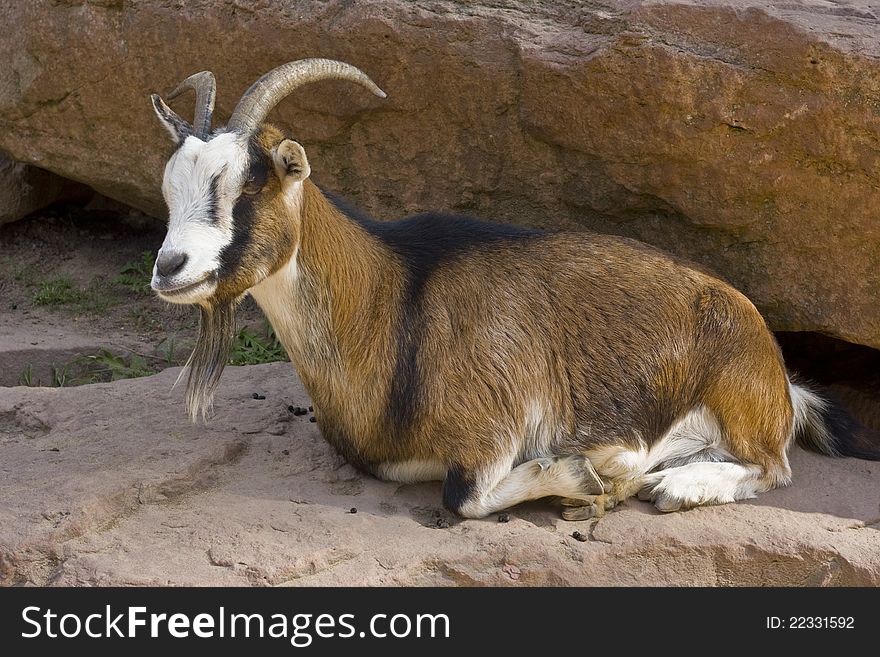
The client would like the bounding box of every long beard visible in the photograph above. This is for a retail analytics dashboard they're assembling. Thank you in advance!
[181,301,237,422]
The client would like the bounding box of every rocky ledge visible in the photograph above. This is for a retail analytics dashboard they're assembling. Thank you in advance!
[1,363,877,586]
[1,1,880,350]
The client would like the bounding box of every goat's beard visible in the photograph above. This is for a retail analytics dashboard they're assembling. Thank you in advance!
[181,301,237,422]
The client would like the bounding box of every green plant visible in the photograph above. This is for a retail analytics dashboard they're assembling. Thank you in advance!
[160,337,177,365]
[77,278,114,315]
[82,350,153,381]
[114,251,155,295]
[18,364,35,386]
[32,278,87,306]
[51,364,70,388]
[229,325,288,365]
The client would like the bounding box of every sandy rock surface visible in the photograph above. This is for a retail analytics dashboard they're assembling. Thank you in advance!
[0,1,879,349]
[1,362,877,587]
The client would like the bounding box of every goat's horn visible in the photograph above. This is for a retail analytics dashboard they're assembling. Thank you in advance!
[227,58,386,136]
[167,71,216,138]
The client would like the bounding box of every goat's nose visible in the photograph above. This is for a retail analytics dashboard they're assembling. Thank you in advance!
[156,250,188,278]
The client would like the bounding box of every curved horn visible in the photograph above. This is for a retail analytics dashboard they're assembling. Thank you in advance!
[227,58,386,136]
[167,71,216,138]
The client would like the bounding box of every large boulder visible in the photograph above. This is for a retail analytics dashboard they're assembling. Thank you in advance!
[0,153,75,225]
[2,363,878,586]
[0,1,878,348]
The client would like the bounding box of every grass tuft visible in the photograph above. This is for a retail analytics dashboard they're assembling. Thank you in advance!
[32,278,87,306]
[18,364,34,386]
[79,350,154,383]
[229,324,288,365]
[114,251,155,296]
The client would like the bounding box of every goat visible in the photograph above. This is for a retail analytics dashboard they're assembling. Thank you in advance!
[150,59,879,519]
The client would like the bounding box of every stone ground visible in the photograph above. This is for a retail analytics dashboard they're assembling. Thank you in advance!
[1,362,878,587]
[5,0,880,349]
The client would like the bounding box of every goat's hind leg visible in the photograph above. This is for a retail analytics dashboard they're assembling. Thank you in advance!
[638,461,766,512]
[445,455,605,519]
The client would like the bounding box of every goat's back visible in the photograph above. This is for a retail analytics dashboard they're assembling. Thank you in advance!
[376,218,786,463]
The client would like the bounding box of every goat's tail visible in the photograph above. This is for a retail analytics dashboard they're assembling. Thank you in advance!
[789,379,880,460]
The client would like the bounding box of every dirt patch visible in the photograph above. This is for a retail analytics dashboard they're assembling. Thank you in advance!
[0,204,269,387]
[0,407,49,443]
[2,362,877,587]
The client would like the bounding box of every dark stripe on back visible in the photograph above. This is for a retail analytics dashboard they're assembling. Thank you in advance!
[326,193,544,439]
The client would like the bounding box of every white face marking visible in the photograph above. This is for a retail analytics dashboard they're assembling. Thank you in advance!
[152,132,250,304]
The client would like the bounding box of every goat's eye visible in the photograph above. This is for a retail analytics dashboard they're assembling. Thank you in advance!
[242,178,262,196]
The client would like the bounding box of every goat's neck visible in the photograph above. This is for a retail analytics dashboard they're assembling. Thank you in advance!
[249,180,393,407]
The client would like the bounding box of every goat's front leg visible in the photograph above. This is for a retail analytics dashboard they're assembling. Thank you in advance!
[443,455,606,519]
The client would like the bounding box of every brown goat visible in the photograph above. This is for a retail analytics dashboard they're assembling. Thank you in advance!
[150,59,878,520]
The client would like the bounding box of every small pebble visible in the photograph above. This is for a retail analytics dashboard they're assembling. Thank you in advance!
[281,449,290,456]
[308,405,314,412]
[498,513,510,523]
[11,304,17,310]
[287,405,295,413]
[572,531,588,542]
[309,416,317,423]
[349,507,358,514]
[252,393,266,400]
[435,518,450,529]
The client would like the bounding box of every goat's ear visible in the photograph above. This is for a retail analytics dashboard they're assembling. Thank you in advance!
[151,93,192,144]
[272,139,311,183]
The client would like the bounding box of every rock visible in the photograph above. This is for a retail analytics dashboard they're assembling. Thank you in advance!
[1,362,878,586]
[0,153,69,225]
[0,1,879,348]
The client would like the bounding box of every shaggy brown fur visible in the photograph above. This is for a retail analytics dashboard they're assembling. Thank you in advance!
[221,127,798,504]
[161,118,875,519]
